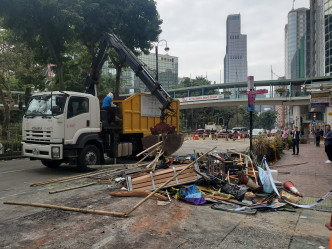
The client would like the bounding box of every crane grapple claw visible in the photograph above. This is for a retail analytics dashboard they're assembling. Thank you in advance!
[142,133,184,156]
[150,122,176,135]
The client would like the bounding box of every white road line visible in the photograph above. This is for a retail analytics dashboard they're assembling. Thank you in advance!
[0,169,29,174]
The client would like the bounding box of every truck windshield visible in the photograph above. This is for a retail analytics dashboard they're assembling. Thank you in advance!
[26,94,67,116]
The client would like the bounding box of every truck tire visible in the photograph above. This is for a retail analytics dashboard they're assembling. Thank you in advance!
[41,159,62,168]
[77,145,101,170]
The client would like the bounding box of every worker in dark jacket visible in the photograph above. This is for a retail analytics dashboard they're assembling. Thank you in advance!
[315,128,321,147]
[292,126,300,155]
[324,124,332,163]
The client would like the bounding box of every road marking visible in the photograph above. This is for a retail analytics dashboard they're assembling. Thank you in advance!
[0,187,49,200]
[0,169,29,174]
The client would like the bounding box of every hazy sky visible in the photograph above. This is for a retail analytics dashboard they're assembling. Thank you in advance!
[154,0,310,83]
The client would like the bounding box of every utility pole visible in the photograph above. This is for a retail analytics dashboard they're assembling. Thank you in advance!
[246,76,268,151]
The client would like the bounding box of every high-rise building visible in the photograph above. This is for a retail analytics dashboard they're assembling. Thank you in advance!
[324,0,332,75]
[285,8,310,79]
[134,53,178,92]
[310,0,325,77]
[224,14,248,83]
[103,52,178,93]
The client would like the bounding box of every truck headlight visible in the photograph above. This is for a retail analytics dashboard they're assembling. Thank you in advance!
[51,146,60,159]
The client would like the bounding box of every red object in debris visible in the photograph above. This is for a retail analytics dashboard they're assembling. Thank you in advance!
[283,181,303,197]
[150,122,176,135]
[326,213,332,231]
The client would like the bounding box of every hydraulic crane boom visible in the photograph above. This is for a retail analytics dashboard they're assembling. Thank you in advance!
[85,33,173,120]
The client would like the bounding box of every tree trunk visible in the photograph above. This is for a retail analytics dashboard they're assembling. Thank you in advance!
[57,61,64,91]
[0,75,10,139]
[114,65,122,98]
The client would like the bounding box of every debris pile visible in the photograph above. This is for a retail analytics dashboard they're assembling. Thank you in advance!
[4,146,332,217]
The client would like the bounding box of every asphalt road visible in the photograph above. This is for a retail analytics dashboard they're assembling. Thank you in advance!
[0,140,331,248]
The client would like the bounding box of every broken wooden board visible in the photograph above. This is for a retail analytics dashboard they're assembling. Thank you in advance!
[126,164,200,191]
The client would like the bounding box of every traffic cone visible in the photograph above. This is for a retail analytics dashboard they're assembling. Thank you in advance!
[326,212,332,231]
[238,173,262,192]
[283,181,303,197]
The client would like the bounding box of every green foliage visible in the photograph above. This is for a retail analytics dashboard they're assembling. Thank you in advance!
[1,0,162,94]
[178,76,211,88]
[252,134,270,162]
[99,72,117,95]
[0,140,21,152]
[271,134,284,160]
[0,0,83,90]
[252,134,284,163]
[258,111,278,130]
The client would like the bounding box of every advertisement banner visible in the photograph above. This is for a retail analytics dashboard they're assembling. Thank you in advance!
[178,94,225,103]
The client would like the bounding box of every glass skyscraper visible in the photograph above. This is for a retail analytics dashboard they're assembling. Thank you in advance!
[285,8,310,79]
[325,0,332,75]
[134,53,178,92]
[310,0,325,77]
[224,14,248,83]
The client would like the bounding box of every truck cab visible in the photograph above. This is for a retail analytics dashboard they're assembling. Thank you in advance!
[22,91,103,168]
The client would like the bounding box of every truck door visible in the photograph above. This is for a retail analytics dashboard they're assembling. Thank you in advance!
[65,96,90,143]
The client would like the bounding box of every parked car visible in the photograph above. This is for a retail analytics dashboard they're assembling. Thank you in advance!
[195,129,205,137]
[251,129,267,137]
[231,127,248,137]
[270,129,281,136]
[215,129,233,139]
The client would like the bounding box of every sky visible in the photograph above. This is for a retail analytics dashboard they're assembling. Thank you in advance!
[154,0,310,84]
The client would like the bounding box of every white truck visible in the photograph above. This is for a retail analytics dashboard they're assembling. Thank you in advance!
[21,33,182,170]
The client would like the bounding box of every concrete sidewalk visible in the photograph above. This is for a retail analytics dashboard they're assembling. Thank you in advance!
[273,142,332,201]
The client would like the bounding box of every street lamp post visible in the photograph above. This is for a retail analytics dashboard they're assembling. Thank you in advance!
[155,39,170,81]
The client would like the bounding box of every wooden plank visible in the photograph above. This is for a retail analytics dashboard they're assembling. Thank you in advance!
[133,176,199,191]
[131,169,195,184]
[130,165,192,182]
[131,175,198,190]
[131,171,197,187]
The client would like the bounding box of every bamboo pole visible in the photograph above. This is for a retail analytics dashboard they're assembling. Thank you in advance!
[4,201,126,217]
[31,168,118,187]
[269,162,308,168]
[124,147,217,216]
[136,141,163,157]
[135,146,161,166]
[110,190,168,201]
[146,148,164,170]
[49,182,97,194]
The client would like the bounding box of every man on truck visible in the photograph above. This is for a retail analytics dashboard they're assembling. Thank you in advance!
[102,92,117,108]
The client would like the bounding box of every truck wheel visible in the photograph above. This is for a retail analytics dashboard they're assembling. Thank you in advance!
[41,159,62,168]
[77,145,101,170]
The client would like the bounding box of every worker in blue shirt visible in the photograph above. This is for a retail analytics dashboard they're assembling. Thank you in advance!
[102,92,116,109]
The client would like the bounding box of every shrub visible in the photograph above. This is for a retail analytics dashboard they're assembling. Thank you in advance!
[1,140,22,153]
[252,134,284,163]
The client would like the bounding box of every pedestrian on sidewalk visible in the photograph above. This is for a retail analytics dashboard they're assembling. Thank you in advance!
[282,127,290,150]
[292,126,300,155]
[323,124,332,163]
[315,128,321,147]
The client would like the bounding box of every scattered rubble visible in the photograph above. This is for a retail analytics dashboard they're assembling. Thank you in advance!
[4,143,332,218]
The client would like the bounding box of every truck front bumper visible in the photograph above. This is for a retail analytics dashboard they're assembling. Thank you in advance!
[22,142,63,160]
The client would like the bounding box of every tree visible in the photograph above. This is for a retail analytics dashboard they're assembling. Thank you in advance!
[0,31,45,138]
[0,0,83,90]
[179,77,192,88]
[257,111,277,130]
[192,76,211,86]
[78,0,162,97]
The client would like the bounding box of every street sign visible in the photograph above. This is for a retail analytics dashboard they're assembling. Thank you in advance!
[246,89,268,95]
[247,105,255,112]
[312,120,316,126]
[313,113,316,120]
